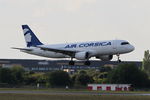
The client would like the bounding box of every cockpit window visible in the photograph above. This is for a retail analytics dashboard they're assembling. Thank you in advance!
[121,42,129,45]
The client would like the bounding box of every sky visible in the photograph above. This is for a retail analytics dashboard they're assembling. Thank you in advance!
[0,0,150,61]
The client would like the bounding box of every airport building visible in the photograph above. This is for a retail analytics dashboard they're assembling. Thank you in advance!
[88,84,131,91]
[0,59,142,72]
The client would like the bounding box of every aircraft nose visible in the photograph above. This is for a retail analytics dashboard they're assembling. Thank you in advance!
[129,45,135,52]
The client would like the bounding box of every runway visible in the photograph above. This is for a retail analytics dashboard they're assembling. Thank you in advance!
[0,90,150,96]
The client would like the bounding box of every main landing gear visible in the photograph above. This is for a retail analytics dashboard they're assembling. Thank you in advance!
[117,54,121,62]
[69,58,75,65]
[68,58,91,66]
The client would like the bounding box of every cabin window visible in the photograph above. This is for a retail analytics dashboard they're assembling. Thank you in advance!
[121,42,129,45]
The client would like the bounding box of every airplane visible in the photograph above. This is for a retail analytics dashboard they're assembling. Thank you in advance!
[12,25,135,66]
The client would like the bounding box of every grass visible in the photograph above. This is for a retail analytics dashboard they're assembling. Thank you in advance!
[1,88,150,93]
[0,93,150,100]
[0,88,150,100]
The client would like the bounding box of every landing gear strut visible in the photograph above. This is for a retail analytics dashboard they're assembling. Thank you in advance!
[69,58,75,65]
[117,54,121,62]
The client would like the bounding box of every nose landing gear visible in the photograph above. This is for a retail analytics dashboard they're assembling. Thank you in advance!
[117,54,121,62]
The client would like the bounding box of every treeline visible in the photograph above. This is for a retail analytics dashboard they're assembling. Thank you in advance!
[0,66,93,88]
[0,63,150,89]
[1,50,150,89]
[0,66,25,86]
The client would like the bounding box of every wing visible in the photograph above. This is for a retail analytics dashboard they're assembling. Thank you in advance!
[36,46,77,57]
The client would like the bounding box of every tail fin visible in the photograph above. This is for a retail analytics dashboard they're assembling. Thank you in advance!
[22,25,43,47]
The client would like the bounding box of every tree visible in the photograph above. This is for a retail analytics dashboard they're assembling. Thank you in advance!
[79,70,87,74]
[75,74,93,86]
[0,68,15,85]
[72,71,94,87]
[47,71,71,87]
[24,72,46,86]
[0,66,26,86]
[107,64,150,88]
[142,50,150,77]
[11,66,25,85]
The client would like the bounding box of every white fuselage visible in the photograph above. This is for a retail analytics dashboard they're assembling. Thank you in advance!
[22,40,134,60]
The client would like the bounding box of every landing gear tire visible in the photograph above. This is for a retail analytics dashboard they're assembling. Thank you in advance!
[118,59,121,63]
[84,61,91,66]
[69,61,75,65]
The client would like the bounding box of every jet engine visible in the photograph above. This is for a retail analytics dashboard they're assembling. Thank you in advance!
[75,52,89,60]
[96,55,113,61]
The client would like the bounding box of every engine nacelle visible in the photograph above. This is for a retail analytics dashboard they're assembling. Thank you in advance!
[96,55,113,61]
[75,52,89,60]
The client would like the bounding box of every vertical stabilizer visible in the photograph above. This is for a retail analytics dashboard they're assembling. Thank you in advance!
[22,25,43,47]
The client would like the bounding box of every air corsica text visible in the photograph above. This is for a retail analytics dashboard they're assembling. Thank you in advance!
[65,42,111,48]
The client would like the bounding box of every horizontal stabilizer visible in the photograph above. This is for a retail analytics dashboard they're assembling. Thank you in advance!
[11,47,33,51]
